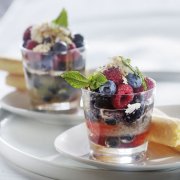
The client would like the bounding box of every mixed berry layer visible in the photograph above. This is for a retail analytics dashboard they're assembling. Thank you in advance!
[61,55,155,149]
[82,56,155,148]
[22,9,85,106]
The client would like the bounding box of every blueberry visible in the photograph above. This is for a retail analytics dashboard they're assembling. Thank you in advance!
[126,73,142,88]
[33,77,42,88]
[125,104,145,123]
[95,95,114,109]
[99,80,116,95]
[59,93,70,101]
[53,54,67,71]
[26,69,32,79]
[120,135,135,143]
[112,111,125,120]
[104,118,118,125]
[41,55,53,71]
[85,109,100,122]
[105,137,119,148]
[90,93,97,108]
[133,94,144,103]
[53,41,67,53]
[74,41,84,48]
[43,95,52,102]
[43,37,52,43]
[73,34,84,48]
[48,86,58,94]
[57,89,70,101]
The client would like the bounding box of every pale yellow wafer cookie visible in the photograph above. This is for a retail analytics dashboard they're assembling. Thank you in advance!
[6,74,26,91]
[149,115,180,148]
[0,57,23,75]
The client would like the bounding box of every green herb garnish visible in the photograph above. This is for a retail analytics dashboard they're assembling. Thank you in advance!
[52,8,68,27]
[121,57,147,90]
[135,67,147,90]
[61,71,107,90]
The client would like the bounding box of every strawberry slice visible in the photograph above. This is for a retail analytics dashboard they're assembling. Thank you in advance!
[86,121,119,137]
[113,84,133,109]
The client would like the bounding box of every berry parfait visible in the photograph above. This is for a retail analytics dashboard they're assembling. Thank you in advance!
[61,56,156,164]
[21,9,85,111]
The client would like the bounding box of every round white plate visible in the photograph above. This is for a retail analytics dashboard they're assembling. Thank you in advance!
[0,90,84,125]
[54,112,180,171]
[0,107,180,180]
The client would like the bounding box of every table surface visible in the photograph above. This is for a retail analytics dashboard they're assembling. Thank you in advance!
[1,0,180,179]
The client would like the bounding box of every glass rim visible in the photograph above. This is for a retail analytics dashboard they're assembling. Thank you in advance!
[21,45,86,55]
[81,78,156,96]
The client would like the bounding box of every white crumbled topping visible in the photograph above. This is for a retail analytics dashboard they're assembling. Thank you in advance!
[99,56,133,75]
[31,24,44,43]
[31,22,72,44]
[33,43,51,53]
[122,76,128,84]
[125,103,141,114]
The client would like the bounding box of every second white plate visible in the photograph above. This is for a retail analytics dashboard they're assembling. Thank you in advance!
[1,90,84,125]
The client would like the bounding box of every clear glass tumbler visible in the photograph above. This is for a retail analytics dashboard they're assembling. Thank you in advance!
[21,47,85,112]
[82,84,155,163]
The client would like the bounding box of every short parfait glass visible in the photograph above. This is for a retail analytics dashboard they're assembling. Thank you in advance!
[21,46,85,111]
[82,82,155,163]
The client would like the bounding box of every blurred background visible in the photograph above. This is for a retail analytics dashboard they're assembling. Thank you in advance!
[0,0,180,104]
[0,0,180,70]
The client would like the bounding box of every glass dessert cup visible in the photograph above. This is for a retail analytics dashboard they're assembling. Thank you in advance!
[21,47,85,112]
[82,86,155,164]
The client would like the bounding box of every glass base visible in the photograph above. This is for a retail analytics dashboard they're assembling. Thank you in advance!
[31,100,80,112]
[90,141,148,164]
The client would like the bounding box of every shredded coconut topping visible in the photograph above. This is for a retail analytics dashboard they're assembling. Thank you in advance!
[98,56,133,75]
[125,103,141,114]
[31,22,72,45]
[33,43,52,53]
[122,76,128,84]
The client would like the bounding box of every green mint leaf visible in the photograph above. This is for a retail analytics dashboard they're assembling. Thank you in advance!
[135,67,147,90]
[88,72,107,90]
[121,57,136,74]
[60,71,89,88]
[52,8,68,27]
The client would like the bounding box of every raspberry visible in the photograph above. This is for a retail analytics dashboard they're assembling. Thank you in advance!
[134,77,155,93]
[103,67,123,84]
[23,26,32,42]
[68,43,76,50]
[25,40,38,50]
[146,77,155,90]
[113,84,133,109]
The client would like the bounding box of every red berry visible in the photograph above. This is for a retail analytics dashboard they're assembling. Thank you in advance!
[134,77,155,93]
[53,54,67,70]
[134,86,143,93]
[68,43,76,50]
[113,84,133,109]
[25,40,38,50]
[103,67,123,84]
[23,26,32,41]
[129,131,149,147]
[146,77,155,90]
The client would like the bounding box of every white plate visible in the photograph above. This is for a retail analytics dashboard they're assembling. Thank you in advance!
[0,107,180,180]
[0,90,84,125]
[54,114,180,171]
